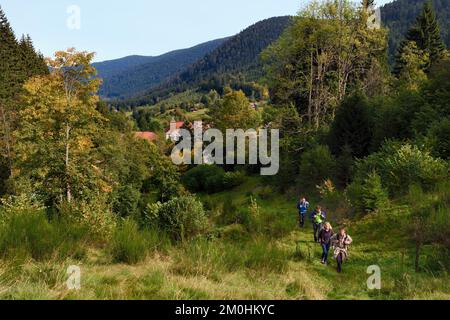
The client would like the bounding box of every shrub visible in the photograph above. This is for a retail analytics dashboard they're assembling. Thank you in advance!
[58,199,116,241]
[223,171,245,189]
[298,145,336,189]
[112,185,141,218]
[183,165,225,193]
[183,165,244,193]
[425,118,450,160]
[109,219,149,264]
[346,171,389,213]
[355,141,448,195]
[144,195,208,241]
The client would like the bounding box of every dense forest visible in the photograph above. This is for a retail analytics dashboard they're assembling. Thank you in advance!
[0,0,449,300]
[94,38,229,100]
[115,16,292,107]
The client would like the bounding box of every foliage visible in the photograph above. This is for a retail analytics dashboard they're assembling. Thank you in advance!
[354,141,448,195]
[210,90,261,131]
[328,92,373,158]
[298,145,336,189]
[394,1,446,74]
[263,0,388,128]
[346,171,389,213]
[144,195,208,241]
[425,118,450,160]
[394,41,429,90]
[381,0,450,62]
[0,7,48,195]
[145,150,183,202]
[14,49,105,204]
[183,165,244,194]
[57,198,116,240]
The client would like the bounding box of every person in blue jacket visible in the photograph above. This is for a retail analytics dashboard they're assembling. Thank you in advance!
[297,197,310,228]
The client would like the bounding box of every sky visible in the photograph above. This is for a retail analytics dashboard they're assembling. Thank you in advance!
[1,0,393,62]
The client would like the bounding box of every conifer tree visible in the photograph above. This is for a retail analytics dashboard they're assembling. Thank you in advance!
[0,6,21,182]
[0,6,48,194]
[19,34,49,78]
[395,1,446,75]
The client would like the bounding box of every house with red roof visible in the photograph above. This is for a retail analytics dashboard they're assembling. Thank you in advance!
[135,131,158,143]
[166,120,186,141]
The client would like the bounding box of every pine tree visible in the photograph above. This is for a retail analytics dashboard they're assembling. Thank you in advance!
[0,6,49,194]
[19,34,49,78]
[0,6,21,182]
[395,1,446,75]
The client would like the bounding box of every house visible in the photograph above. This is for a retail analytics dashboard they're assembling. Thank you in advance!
[165,120,186,141]
[135,131,158,143]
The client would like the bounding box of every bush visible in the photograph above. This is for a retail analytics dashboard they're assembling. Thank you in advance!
[298,145,336,189]
[58,199,116,240]
[183,165,244,193]
[223,171,245,189]
[183,165,225,193]
[425,118,450,160]
[112,185,141,218]
[144,195,208,241]
[355,141,448,195]
[346,171,389,214]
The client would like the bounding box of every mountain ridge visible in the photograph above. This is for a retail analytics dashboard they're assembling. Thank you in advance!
[94,37,230,99]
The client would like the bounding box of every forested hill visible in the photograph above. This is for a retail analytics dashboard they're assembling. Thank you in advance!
[94,38,229,99]
[176,16,292,87]
[381,0,450,60]
[122,16,292,106]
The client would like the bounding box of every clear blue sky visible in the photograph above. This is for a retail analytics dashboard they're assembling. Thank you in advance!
[1,0,393,62]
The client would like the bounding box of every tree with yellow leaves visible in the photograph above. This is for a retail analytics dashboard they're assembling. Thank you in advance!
[13,49,107,204]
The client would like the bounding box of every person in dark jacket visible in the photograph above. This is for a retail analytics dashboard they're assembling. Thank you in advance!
[296,197,310,228]
[318,222,333,265]
[311,206,326,242]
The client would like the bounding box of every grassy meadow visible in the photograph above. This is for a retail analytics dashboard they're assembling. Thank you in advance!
[0,177,448,300]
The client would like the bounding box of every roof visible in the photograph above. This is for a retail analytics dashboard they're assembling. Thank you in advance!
[166,121,185,133]
[135,132,158,142]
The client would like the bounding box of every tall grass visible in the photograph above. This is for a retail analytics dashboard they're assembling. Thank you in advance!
[172,237,289,278]
[108,219,169,264]
[0,210,89,261]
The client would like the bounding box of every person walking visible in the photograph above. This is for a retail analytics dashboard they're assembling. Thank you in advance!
[318,222,333,265]
[311,206,326,242]
[330,227,353,273]
[297,197,310,228]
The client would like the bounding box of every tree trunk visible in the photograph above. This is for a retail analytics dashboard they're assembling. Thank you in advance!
[415,238,421,273]
[308,51,314,124]
[65,123,72,203]
[0,104,13,178]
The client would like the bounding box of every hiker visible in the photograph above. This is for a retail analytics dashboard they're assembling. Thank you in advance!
[318,222,333,265]
[311,206,326,242]
[330,227,353,273]
[296,197,310,228]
